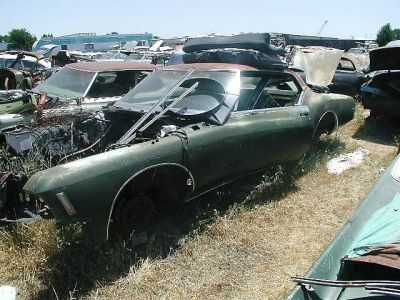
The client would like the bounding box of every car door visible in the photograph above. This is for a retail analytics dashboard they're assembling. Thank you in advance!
[183,105,313,195]
[182,123,241,193]
[183,73,314,194]
[225,72,314,175]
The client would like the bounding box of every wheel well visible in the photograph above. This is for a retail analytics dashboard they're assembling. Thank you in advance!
[314,111,338,136]
[107,164,194,239]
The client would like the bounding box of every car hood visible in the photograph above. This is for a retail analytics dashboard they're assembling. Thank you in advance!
[291,47,344,86]
[369,46,400,71]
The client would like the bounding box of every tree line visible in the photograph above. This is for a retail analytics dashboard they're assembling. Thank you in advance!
[0,28,37,51]
[376,23,400,47]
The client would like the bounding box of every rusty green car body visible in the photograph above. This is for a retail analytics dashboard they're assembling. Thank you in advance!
[23,63,355,241]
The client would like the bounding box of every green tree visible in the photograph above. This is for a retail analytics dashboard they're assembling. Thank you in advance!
[376,23,396,47]
[394,28,400,40]
[0,34,8,42]
[7,28,37,51]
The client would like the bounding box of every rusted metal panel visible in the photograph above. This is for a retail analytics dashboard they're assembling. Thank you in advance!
[346,252,400,271]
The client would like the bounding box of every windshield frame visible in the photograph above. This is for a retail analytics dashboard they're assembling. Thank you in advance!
[116,68,239,109]
[115,68,193,112]
[34,66,97,99]
[113,67,241,125]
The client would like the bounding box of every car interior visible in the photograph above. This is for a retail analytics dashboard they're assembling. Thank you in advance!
[235,74,300,111]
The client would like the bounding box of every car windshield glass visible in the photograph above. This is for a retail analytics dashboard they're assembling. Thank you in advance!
[348,49,365,55]
[4,59,15,68]
[35,67,95,98]
[126,53,144,61]
[117,69,239,116]
[101,51,128,60]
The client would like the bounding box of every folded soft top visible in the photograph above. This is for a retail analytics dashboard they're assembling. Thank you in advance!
[181,49,287,70]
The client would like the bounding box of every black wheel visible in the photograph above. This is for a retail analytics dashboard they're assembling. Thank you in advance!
[113,193,156,237]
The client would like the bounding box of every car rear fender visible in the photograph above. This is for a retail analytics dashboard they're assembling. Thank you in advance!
[106,163,195,240]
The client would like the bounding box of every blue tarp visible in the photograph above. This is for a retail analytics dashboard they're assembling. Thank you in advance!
[347,192,400,258]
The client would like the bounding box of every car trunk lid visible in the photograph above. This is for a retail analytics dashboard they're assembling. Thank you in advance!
[369,46,400,71]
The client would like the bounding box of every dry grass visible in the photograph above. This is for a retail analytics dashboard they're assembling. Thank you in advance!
[0,105,398,299]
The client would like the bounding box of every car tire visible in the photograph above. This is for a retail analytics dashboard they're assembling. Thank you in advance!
[113,193,156,237]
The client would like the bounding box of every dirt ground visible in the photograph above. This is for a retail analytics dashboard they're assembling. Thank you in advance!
[0,106,398,300]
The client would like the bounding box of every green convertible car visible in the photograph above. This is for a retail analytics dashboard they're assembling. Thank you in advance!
[22,59,355,241]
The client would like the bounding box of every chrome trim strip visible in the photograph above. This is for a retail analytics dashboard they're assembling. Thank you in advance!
[391,156,400,182]
[56,192,76,216]
[83,71,98,97]
[105,163,195,240]
[231,105,308,116]
[313,110,338,137]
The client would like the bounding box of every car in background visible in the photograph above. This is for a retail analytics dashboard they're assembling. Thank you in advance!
[0,61,155,131]
[33,61,155,105]
[347,47,370,71]
[361,45,400,117]
[0,52,51,72]
[288,46,366,98]
[0,51,52,91]
[329,53,366,98]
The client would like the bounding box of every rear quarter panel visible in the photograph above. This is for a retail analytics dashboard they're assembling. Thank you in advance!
[301,88,355,128]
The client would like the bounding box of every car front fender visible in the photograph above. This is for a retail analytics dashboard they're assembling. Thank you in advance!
[23,135,184,240]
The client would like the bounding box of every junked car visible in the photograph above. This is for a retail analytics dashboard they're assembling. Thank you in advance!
[347,47,370,72]
[33,61,155,105]
[23,34,355,241]
[287,154,400,300]
[288,46,366,98]
[361,45,400,117]
[0,52,51,72]
[0,51,52,91]
[329,53,366,98]
[0,61,155,130]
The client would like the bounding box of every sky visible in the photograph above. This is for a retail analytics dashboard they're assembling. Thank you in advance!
[0,0,398,40]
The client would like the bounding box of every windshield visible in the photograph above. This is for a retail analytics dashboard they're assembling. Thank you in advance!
[100,51,128,60]
[116,69,239,116]
[348,48,365,55]
[126,53,145,61]
[35,66,95,98]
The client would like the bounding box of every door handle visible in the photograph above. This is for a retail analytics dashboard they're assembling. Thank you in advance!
[300,111,309,117]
